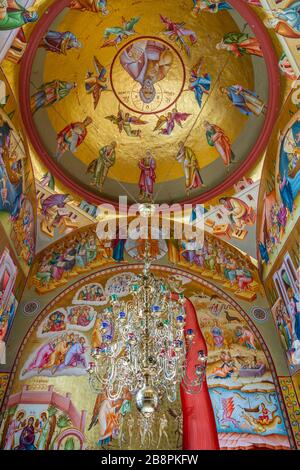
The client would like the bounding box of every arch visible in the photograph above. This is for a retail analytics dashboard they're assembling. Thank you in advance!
[1,264,295,449]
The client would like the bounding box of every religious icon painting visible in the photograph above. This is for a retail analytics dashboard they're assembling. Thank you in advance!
[105,272,138,298]
[37,306,97,338]
[72,283,107,306]
[20,332,90,379]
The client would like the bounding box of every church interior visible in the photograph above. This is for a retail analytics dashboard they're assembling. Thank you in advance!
[0,0,300,452]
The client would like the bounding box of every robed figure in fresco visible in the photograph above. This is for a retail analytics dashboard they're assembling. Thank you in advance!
[40,31,82,55]
[220,85,265,117]
[87,142,117,191]
[0,1,38,31]
[2,411,25,450]
[265,1,300,39]
[14,417,37,450]
[0,114,24,219]
[219,196,256,228]
[192,1,232,15]
[189,59,211,109]
[88,389,131,448]
[31,81,77,114]
[176,142,204,195]
[120,40,174,105]
[69,0,109,15]
[138,150,156,201]
[55,117,93,160]
[216,32,263,58]
[203,121,234,168]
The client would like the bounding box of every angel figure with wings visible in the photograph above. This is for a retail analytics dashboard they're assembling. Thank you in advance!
[106,109,148,137]
[189,58,211,109]
[101,16,141,48]
[154,108,191,136]
[88,389,131,448]
[85,57,108,110]
[160,15,197,57]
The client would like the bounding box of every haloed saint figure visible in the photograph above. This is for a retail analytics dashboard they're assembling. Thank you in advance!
[120,39,174,105]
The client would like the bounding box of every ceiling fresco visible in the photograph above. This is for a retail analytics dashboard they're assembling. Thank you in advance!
[21,0,276,205]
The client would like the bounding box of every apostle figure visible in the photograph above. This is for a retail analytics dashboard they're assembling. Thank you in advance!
[31,80,77,114]
[219,196,255,228]
[138,150,156,201]
[216,32,263,58]
[176,142,204,195]
[120,40,173,104]
[55,116,92,160]
[203,121,234,167]
[69,0,109,15]
[220,85,265,117]
[264,1,300,39]
[87,141,117,191]
[0,1,38,31]
[40,30,82,55]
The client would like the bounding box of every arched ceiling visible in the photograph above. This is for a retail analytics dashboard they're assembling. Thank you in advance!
[20,0,279,206]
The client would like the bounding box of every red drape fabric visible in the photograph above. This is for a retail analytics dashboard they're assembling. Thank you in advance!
[172,294,219,450]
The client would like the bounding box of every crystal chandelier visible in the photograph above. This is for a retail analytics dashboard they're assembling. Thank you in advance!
[87,244,187,414]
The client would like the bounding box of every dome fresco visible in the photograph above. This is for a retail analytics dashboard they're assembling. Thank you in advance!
[0,0,300,455]
[21,0,276,204]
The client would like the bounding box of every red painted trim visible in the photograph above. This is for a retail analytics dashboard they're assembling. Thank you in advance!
[19,0,280,207]
[109,35,186,116]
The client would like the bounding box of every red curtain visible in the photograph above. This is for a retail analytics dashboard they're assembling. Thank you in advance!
[172,294,219,450]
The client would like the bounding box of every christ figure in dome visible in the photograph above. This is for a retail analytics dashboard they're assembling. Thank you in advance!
[120,40,174,105]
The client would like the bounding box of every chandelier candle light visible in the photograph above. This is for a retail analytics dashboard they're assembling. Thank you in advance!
[87,243,188,415]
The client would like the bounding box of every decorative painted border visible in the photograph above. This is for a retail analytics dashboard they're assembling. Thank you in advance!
[278,376,300,450]
[0,373,9,409]
[19,0,281,207]
[1,263,295,449]
[250,306,269,323]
